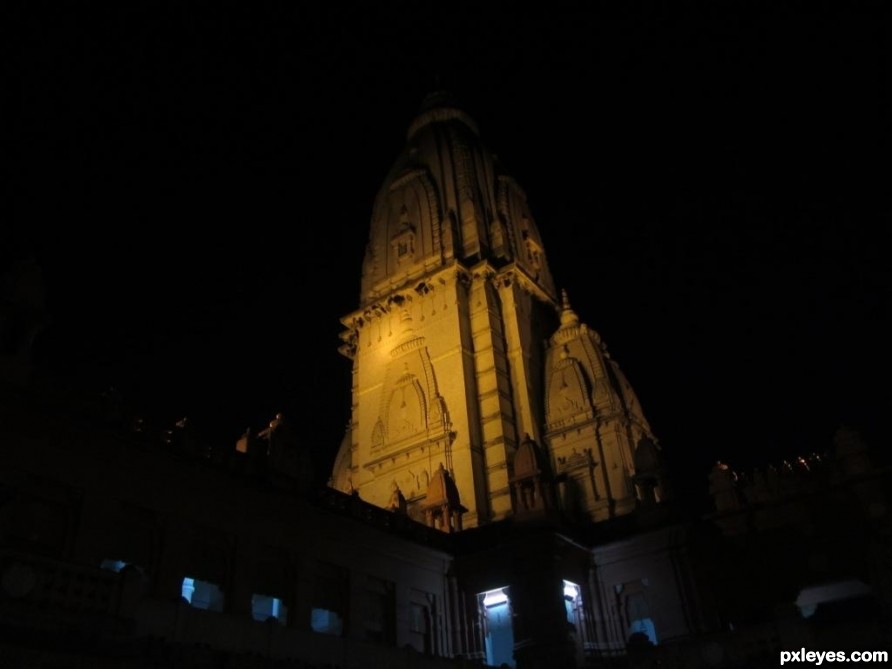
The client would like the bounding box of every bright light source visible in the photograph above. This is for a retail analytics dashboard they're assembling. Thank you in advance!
[563,580,579,600]
[482,588,508,607]
[181,577,195,603]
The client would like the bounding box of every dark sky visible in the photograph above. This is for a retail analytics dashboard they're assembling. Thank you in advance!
[13,1,890,506]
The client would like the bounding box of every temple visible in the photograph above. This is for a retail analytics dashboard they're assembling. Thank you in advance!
[331,92,667,529]
[1,96,889,669]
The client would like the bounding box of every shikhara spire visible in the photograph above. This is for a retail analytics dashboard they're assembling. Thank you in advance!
[333,94,666,529]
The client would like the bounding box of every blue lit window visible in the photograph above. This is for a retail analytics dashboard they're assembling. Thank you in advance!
[252,594,288,624]
[628,617,657,645]
[99,559,128,573]
[311,608,344,635]
[181,576,224,612]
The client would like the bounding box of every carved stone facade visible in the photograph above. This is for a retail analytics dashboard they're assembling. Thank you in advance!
[332,92,665,531]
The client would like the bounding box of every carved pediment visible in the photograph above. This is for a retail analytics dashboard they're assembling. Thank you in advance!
[385,376,426,443]
[545,357,592,425]
[370,340,451,457]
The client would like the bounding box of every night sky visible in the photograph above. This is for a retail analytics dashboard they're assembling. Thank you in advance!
[14,2,889,509]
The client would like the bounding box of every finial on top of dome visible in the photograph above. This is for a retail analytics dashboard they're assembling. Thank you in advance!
[559,289,580,327]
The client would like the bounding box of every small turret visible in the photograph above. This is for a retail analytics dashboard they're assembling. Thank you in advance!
[421,463,467,533]
[510,433,554,514]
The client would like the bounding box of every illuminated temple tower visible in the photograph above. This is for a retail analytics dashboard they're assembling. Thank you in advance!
[331,93,667,529]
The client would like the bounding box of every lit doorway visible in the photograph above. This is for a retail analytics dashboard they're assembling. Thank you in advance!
[478,587,514,668]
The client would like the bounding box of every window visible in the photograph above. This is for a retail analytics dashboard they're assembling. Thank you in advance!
[100,559,145,577]
[796,579,876,621]
[252,593,288,624]
[409,588,437,655]
[621,583,657,645]
[409,602,425,633]
[99,559,128,573]
[363,576,395,644]
[628,617,657,645]
[311,562,348,636]
[311,607,344,635]
[181,576,224,612]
